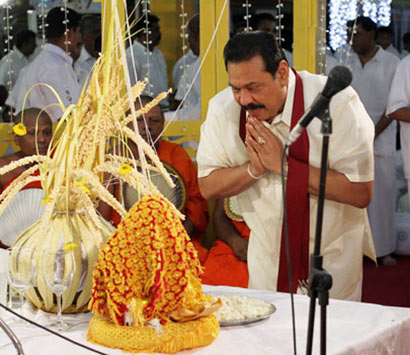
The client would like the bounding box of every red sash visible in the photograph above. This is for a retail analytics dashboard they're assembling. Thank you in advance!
[239,70,310,293]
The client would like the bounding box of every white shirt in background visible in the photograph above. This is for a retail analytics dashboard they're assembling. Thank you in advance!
[0,47,31,90]
[346,47,399,157]
[197,70,375,301]
[9,43,80,121]
[172,49,197,89]
[74,46,96,89]
[385,44,401,58]
[126,40,168,105]
[347,47,399,258]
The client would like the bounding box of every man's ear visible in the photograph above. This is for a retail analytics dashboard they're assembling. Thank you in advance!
[276,60,289,86]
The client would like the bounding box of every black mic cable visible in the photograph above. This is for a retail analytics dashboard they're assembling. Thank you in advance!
[0,302,109,355]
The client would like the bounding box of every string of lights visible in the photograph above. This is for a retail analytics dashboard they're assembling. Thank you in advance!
[242,0,252,32]
[276,0,284,44]
[142,0,153,97]
[38,0,48,48]
[3,3,13,95]
[317,0,327,75]
[177,0,189,98]
[329,0,392,51]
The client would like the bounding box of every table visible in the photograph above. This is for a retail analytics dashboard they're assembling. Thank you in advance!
[0,285,409,355]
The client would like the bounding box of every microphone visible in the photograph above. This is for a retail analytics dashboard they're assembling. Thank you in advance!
[286,65,353,146]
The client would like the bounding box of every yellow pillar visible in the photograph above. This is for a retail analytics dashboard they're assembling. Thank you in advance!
[200,0,229,121]
[293,0,318,73]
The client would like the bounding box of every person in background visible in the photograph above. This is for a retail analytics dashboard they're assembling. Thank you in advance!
[0,108,52,248]
[401,32,410,58]
[126,14,168,107]
[377,26,401,58]
[387,53,410,229]
[167,14,201,121]
[7,7,82,122]
[0,29,37,109]
[347,16,399,266]
[197,31,375,301]
[74,15,101,88]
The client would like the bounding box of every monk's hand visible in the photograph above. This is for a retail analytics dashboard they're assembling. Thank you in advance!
[231,236,248,262]
[246,116,284,175]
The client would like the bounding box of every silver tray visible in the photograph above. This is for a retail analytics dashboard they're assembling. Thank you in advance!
[218,303,276,327]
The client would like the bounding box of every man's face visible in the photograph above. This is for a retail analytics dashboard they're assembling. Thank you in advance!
[257,19,276,35]
[377,32,392,50]
[352,24,374,55]
[188,30,199,56]
[228,55,288,122]
[135,104,164,144]
[22,38,37,57]
[15,115,52,156]
[68,26,83,60]
[83,24,101,58]
[150,22,161,48]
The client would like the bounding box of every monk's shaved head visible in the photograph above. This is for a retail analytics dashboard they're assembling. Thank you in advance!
[14,108,52,126]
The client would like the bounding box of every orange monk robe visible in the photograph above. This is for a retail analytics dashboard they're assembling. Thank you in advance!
[201,219,250,288]
[157,140,209,263]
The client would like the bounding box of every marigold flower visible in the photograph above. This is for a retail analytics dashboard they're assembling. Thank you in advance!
[13,123,27,136]
[119,163,132,175]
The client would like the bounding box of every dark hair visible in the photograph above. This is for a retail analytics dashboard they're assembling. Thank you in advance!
[224,31,286,78]
[80,14,101,35]
[251,13,275,31]
[377,26,394,37]
[46,7,81,39]
[403,32,410,45]
[15,29,36,48]
[187,13,199,35]
[348,16,377,33]
[135,14,160,33]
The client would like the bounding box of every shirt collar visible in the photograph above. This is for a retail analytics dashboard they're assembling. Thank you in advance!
[77,46,95,64]
[44,43,73,65]
[270,68,295,127]
[13,46,25,59]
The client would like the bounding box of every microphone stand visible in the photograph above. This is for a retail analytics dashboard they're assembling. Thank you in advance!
[305,108,333,355]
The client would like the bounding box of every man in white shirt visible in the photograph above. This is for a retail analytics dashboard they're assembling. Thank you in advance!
[126,14,168,107]
[347,17,399,266]
[0,29,37,108]
[168,14,201,121]
[7,7,82,122]
[172,50,197,91]
[197,31,375,301]
[74,15,101,88]
[387,55,410,218]
[377,26,401,58]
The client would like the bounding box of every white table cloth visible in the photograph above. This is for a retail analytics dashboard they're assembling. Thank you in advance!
[0,285,409,355]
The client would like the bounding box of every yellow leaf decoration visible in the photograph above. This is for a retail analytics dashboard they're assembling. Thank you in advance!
[41,196,54,206]
[119,163,132,175]
[63,242,79,251]
[13,123,27,136]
